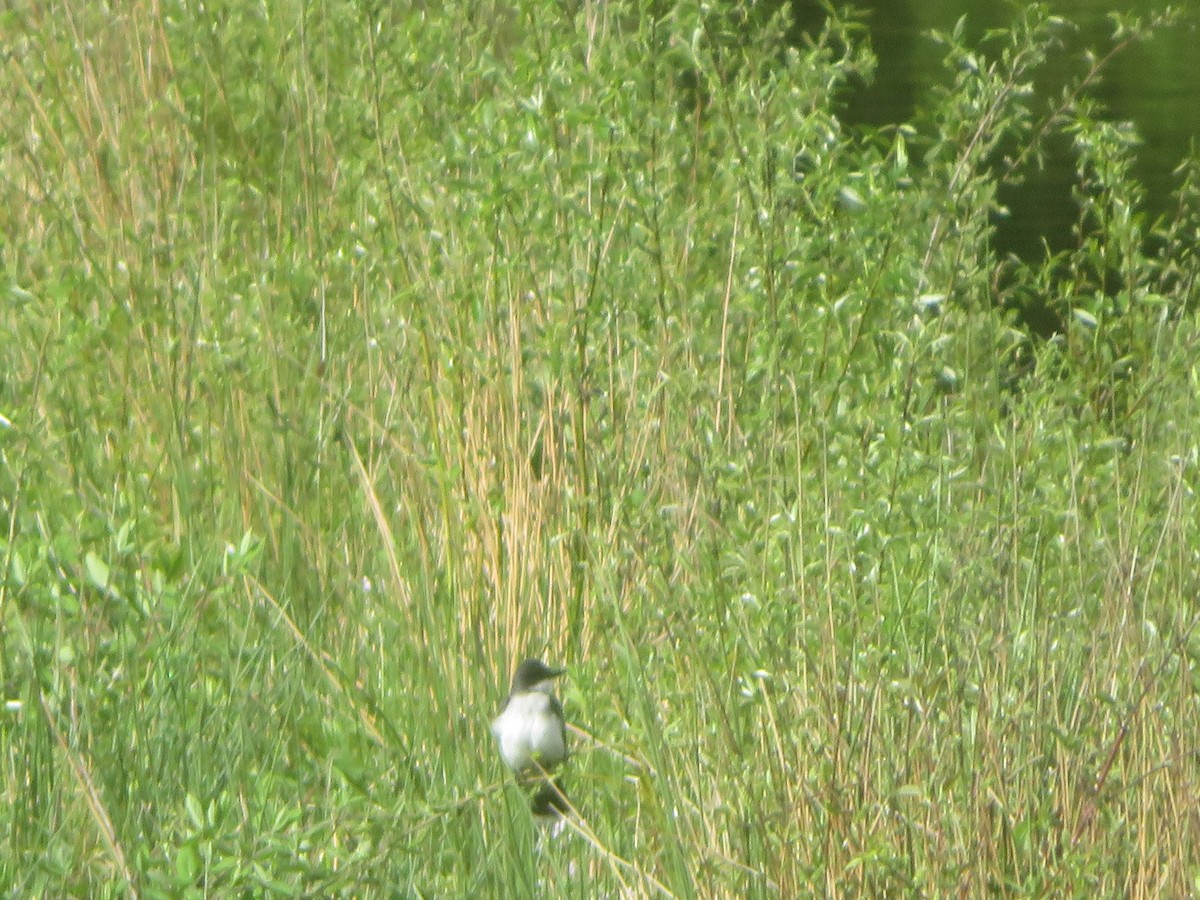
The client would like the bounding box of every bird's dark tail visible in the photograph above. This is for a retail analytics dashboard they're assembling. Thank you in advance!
[530,778,569,823]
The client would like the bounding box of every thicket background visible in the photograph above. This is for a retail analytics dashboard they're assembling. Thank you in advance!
[2,1,1198,895]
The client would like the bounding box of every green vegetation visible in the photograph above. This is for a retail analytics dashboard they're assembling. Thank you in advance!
[2,0,1198,895]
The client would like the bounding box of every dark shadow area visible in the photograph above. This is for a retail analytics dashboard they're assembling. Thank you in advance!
[784,0,1200,334]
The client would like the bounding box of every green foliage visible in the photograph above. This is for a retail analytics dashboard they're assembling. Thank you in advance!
[2,0,1198,894]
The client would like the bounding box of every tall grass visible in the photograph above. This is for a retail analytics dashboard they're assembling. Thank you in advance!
[2,0,1198,894]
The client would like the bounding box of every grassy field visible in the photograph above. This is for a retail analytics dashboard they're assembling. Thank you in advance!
[2,0,1199,895]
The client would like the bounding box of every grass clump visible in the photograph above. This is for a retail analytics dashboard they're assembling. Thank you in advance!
[1,0,1198,895]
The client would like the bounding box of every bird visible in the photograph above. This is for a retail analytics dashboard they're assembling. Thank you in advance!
[492,658,570,822]
[491,658,568,776]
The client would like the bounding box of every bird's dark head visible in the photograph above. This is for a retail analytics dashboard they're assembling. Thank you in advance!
[511,658,565,693]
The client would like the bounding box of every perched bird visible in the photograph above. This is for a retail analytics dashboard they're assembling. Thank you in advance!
[491,658,568,777]
[492,658,572,825]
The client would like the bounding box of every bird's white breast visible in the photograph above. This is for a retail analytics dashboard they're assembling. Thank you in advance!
[491,691,566,774]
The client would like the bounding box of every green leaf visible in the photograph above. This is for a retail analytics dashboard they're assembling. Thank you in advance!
[176,842,201,883]
[84,552,110,590]
[185,793,206,831]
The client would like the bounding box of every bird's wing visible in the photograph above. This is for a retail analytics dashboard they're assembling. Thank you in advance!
[550,692,568,753]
